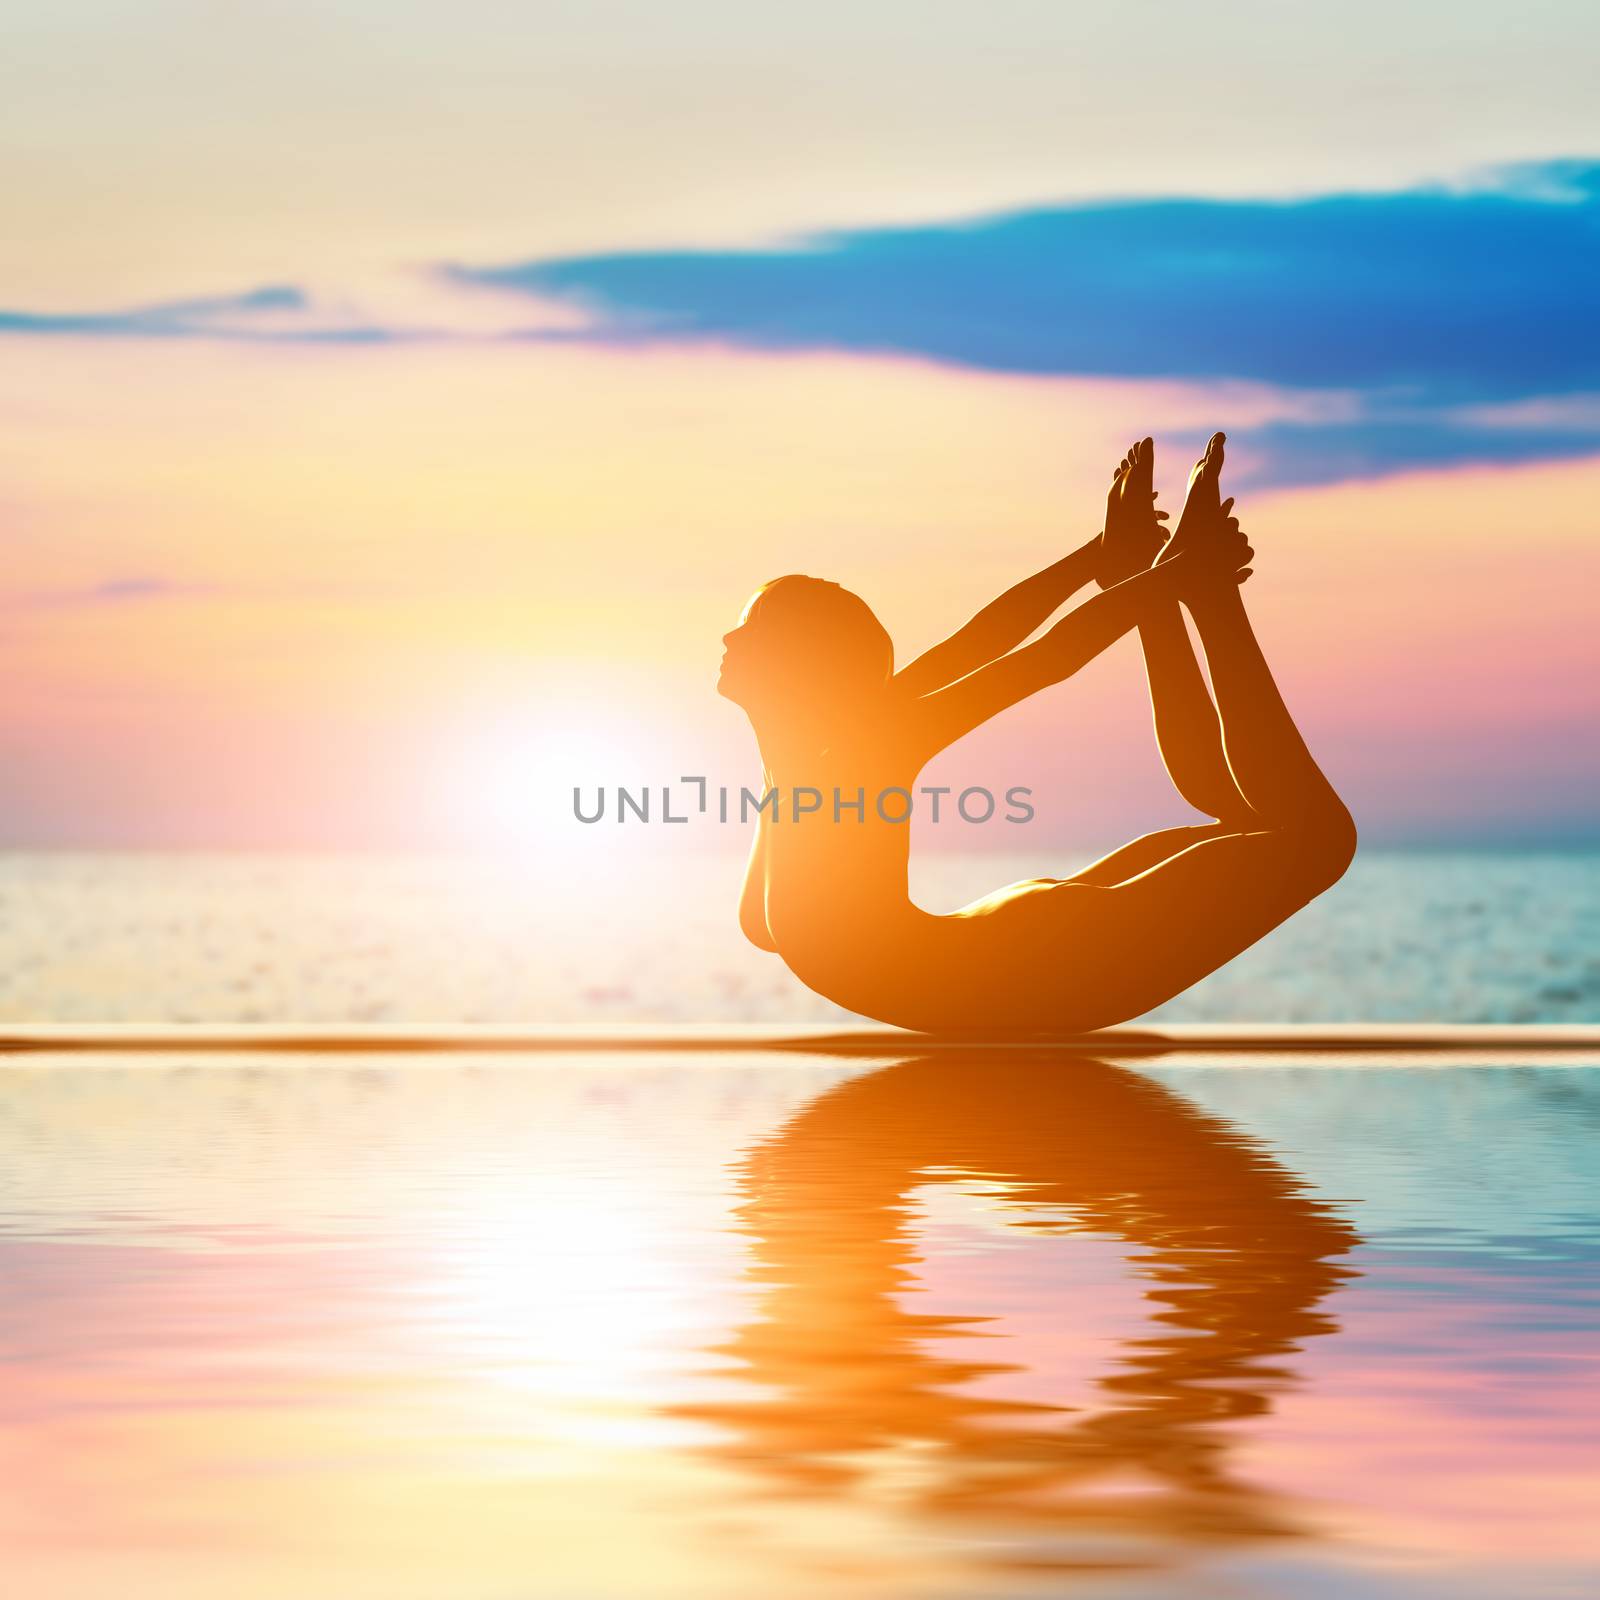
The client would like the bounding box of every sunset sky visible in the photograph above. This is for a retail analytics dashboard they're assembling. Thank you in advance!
[3,0,1597,850]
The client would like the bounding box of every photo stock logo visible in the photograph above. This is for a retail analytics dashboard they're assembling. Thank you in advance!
[572,777,1035,826]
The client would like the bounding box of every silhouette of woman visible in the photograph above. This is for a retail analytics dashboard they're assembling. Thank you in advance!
[719,434,1356,1033]
[676,1051,1357,1574]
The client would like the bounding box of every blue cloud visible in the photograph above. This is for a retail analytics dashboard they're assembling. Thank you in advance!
[4,164,1596,485]
[1231,415,1600,490]
[453,159,1600,483]
[0,285,394,343]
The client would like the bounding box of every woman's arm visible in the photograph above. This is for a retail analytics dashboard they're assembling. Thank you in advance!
[738,804,779,953]
[912,556,1196,757]
[893,538,1100,698]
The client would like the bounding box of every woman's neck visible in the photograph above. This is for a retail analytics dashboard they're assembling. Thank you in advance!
[749,711,828,781]
[747,681,891,778]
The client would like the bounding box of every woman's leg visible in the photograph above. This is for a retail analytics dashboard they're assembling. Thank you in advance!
[1161,430,1349,833]
[1062,581,1354,1018]
[1136,605,1257,826]
[1185,575,1349,829]
[1070,820,1353,1025]
[1069,821,1235,887]
[1103,439,1253,828]
[1062,433,1349,948]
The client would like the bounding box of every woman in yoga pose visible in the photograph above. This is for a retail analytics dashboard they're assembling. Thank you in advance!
[718,433,1356,1034]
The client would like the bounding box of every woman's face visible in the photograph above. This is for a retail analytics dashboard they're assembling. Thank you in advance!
[716,592,768,707]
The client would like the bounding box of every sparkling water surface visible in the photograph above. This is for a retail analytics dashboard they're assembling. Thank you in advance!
[1,1050,1596,1599]
[2,849,1598,1024]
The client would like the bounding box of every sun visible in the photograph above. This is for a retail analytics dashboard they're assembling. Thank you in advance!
[435,702,672,855]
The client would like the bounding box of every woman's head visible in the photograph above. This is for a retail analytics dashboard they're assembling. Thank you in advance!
[718,575,894,719]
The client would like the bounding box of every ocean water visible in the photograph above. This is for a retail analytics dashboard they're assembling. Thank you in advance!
[1,1048,1595,1599]
[1,847,1598,1025]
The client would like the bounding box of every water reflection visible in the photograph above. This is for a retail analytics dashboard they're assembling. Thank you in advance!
[5,1055,1598,1597]
[684,1052,1359,1570]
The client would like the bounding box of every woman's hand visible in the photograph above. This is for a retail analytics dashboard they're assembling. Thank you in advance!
[1161,433,1253,592]
[1172,496,1253,592]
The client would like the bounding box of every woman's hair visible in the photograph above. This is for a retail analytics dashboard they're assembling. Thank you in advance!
[749,575,894,687]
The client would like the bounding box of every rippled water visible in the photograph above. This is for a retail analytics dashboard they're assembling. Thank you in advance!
[1,1050,1595,1598]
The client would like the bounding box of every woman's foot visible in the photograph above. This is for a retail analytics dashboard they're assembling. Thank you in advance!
[1163,432,1252,586]
[1165,432,1225,556]
[1095,436,1170,589]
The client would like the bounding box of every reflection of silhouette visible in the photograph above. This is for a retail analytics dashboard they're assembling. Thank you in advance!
[719,433,1357,1032]
[681,1054,1358,1569]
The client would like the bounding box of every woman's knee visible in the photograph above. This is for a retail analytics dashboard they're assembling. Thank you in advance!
[1279,800,1357,892]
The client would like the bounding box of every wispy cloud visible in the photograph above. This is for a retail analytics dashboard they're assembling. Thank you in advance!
[0,285,397,343]
[452,158,1600,485]
[1,577,211,611]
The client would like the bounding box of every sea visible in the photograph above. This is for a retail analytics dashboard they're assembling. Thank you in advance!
[2,846,1597,1025]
